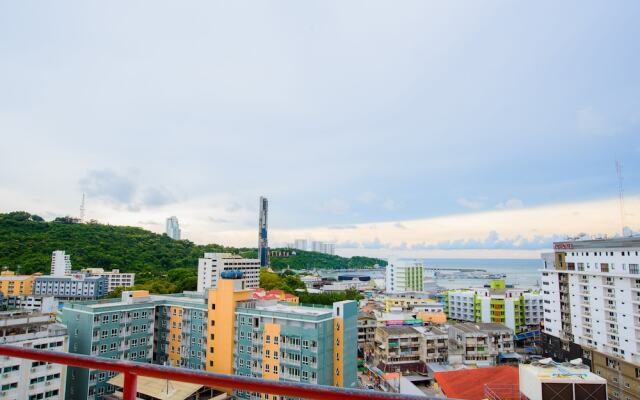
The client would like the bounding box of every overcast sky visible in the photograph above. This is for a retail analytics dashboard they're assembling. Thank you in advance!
[1,1,639,258]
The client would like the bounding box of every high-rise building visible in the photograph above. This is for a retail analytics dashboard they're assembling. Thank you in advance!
[51,250,72,277]
[165,216,181,240]
[61,290,208,399]
[541,237,640,400]
[81,268,135,292]
[197,253,260,292]
[444,279,543,334]
[385,261,425,293]
[293,239,308,251]
[0,309,68,400]
[258,197,269,267]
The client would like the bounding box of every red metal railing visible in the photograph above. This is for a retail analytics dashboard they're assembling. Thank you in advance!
[0,345,433,400]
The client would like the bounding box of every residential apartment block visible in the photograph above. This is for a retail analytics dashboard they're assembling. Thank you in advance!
[385,261,425,293]
[374,326,423,372]
[0,271,34,296]
[0,294,56,313]
[81,268,135,292]
[448,322,514,366]
[33,274,108,300]
[541,238,640,400]
[197,253,260,292]
[0,310,68,400]
[444,279,542,334]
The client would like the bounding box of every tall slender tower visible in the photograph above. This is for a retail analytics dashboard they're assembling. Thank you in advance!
[258,196,269,267]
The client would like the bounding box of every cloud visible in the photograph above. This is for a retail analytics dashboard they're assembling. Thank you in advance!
[382,199,398,211]
[357,192,377,204]
[577,106,608,136]
[79,169,135,204]
[409,231,567,251]
[394,222,407,229]
[336,240,361,249]
[496,198,524,210]
[328,225,358,230]
[319,198,350,215]
[457,197,484,209]
[140,186,176,207]
[362,238,388,249]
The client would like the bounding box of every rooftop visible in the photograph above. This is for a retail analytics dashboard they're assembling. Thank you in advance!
[108,373,224,400]
[434,366,519,400]
[519,362,606,383]
[554,236,640,250]
[453,322,511,333]
[378,326,420,335]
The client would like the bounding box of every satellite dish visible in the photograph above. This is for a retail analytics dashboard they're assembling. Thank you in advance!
[570,358,582,365]
[539,358,553,365]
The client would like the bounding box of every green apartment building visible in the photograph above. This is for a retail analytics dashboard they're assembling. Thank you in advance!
[444,280,542,335]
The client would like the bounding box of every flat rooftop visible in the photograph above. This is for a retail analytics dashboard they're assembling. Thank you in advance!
[254,302,332,316]
[520,363,606,383]
[453,322,511,333]
[379,326,419,335]
[554,236,640,250]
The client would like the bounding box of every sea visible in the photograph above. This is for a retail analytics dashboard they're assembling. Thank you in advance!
[319,258,543,291]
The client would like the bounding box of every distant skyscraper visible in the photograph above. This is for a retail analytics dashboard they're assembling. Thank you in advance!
[258,196,269,267]
[165,216,181,240]
[293,239,308,251]
[51,250,72,277]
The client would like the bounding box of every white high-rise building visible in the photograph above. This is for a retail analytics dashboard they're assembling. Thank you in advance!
[51,250,72,277]
[197,253,260,292]
[293,239,308,251]
[165,216,181,240]
[541,237,640,400]
[385,260,425,293]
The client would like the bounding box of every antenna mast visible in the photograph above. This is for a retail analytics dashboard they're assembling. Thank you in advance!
[80,193,86,223]
[615,160,625,236]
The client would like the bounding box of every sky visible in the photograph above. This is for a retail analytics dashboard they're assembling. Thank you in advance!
[1,1,639,259]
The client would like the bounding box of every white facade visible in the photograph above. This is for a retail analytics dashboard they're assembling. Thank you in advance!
[197,253,260,292]
[385,261,425,293]
[51,250,71,277]
[0,311,68,400]
[165,216,181,240]
[447,291,476,321]
[1,295,57,313]
[81,268,135,292]
[293,239,308,251]
[541,238,640,365]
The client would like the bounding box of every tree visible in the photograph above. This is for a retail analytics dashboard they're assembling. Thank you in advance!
[30,215,44,222]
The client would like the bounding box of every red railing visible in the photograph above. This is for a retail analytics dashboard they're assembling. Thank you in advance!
[0,345,433,400]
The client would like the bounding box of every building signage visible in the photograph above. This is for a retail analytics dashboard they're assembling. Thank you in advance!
[553,242,574,250]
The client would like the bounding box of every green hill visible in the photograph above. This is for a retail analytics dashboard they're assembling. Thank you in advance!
[0,211,386,279]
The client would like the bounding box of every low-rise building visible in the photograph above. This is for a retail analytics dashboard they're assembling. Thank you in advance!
[374,326,423,373]
[0,310,68,400]
[415,326,448,364]
[252,288,299,304]
[81,268,135,292]
[448,322,514,366]
[357,312,377,353]
[0,294,57,313]
[519,362,607,400]
[33,274,108,300]
[0,271,34,296]
[444,279,542,334]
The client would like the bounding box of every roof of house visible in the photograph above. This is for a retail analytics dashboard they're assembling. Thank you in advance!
[434,366,519,400]
[107,374,224,400]
[378,326,419,335]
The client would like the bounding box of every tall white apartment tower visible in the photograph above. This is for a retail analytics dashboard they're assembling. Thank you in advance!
[541,237,640,400]
[165,216,181,240]
[385,260,425,293]
[197,253,260,292]
[51,250,72,277]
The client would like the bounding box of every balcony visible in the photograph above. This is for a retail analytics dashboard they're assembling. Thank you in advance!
[0,345,431,400]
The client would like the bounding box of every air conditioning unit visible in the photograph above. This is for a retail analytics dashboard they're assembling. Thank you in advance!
[29,385,35,390]
[45,381,51,386]
[46,364,53,369]
[30,368,36,372]
[1,373,8,378]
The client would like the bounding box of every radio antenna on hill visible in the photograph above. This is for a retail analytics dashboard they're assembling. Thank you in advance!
[80,193,86,223]
[615,160,625,236]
